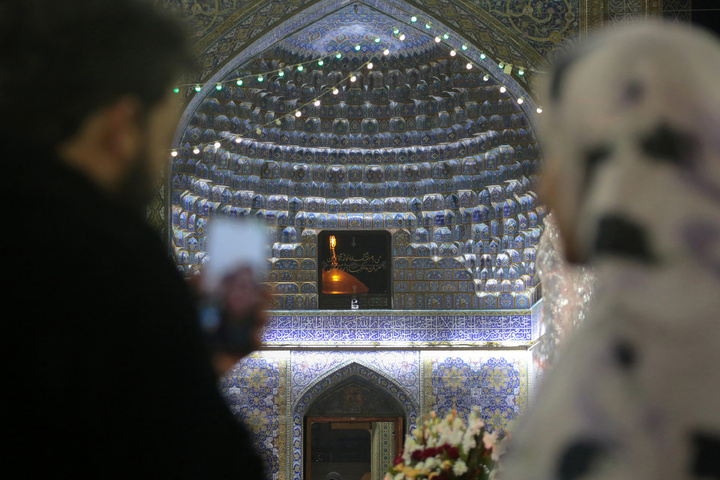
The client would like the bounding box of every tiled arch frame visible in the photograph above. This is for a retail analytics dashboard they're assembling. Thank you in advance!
[289,361,419,480]
[171,0,544,150]
[185,0,553,85]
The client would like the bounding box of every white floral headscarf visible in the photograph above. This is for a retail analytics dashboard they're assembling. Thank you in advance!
[501,21,720,480]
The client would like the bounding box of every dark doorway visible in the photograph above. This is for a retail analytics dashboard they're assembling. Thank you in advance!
[304,375,406,480]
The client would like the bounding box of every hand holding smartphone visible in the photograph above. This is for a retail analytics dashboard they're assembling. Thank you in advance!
[199,218,269,361]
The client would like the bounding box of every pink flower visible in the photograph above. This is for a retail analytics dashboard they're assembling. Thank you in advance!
[483,431,498,450]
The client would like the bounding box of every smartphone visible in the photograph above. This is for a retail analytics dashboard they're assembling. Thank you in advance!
[199,218,268,355]
[202,217,267,293]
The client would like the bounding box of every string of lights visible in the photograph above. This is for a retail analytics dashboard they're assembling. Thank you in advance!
[170,13,544,157]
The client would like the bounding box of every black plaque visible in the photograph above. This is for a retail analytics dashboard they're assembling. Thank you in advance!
[318,230,391,310]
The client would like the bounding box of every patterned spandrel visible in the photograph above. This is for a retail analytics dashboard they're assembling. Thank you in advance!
[222,352,288,478]
[424,350,529,433]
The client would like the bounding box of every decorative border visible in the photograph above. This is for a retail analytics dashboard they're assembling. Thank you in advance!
[262,305,543,347]
[263,303,543,347]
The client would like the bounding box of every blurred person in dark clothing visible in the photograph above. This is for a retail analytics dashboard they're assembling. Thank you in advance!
[1,1,266,478]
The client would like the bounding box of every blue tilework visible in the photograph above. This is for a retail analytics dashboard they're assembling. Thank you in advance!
[263,309,533,345]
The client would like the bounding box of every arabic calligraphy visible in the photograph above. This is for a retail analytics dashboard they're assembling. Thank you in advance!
[322,252,387,274]
[473,0,574,43]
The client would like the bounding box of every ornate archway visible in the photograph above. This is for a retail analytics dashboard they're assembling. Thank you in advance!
[291,361,418,480]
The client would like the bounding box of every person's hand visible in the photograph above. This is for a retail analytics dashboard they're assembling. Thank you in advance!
[217,266,271,356]
[193,267,271,375]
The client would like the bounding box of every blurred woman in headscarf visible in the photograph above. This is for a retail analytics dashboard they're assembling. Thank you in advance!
[500,21,720,480]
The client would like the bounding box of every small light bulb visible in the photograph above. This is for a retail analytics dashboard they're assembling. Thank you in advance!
[517,98,524,104]
[374,37,380,43]
[462,44,468,50]
[336,53,342,59]
[518,69,525,76]
[236,79,243,86]
[350,75,357,82]
[498,63,504,69]
[434,36,441,43]
[314,100,321,106]
[393,27,400,34]
[297,65,304,71]
[318,60,324,66]
[367,63,373,69]
[173,88,180,93]
[215,84,222,90]
[443,33,449,39]
[214,141,221,148]
[483,75,490,81]
[171,150,178,157]
[466,63,472,70]
[194,85,202,92]
[399,34,406,41]
[278,71,285,77]
[383,49,390,56]
[235,137,242,143]
[295,111,302,117]
[257,75,264,82]
[536,107,543,114]
[333,88,339,95]
[411,16,417,22]
[355,45,361,51]
[480,53,486,59]
[450,50,456,56]
[500,86,507,93]
[425,23,431,29]
[193,147,200,155]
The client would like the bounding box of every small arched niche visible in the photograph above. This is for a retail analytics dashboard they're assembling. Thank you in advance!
[305,375,405,480]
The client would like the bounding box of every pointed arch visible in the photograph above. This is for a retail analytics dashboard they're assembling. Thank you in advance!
[289,361,419,480]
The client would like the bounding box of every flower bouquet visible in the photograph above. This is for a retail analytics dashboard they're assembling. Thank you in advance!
[386,407,503,480]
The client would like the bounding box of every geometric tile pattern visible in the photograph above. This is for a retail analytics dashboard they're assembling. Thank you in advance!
[221,352,288,479]
[278,5,439,60]
[371,422,395,480]
[424,350,528,433]
[662,0,691,22]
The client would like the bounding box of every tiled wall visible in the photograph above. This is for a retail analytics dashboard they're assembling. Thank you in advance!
[219,306,539,480]
[224,348,529,480]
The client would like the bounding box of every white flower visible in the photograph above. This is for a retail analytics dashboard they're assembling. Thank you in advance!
[402,439,420,463]
[423,457,438,471]
[447,429,463,446]
[453,459,468,476]
[394,473,405,480]
[461,435,476,455]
